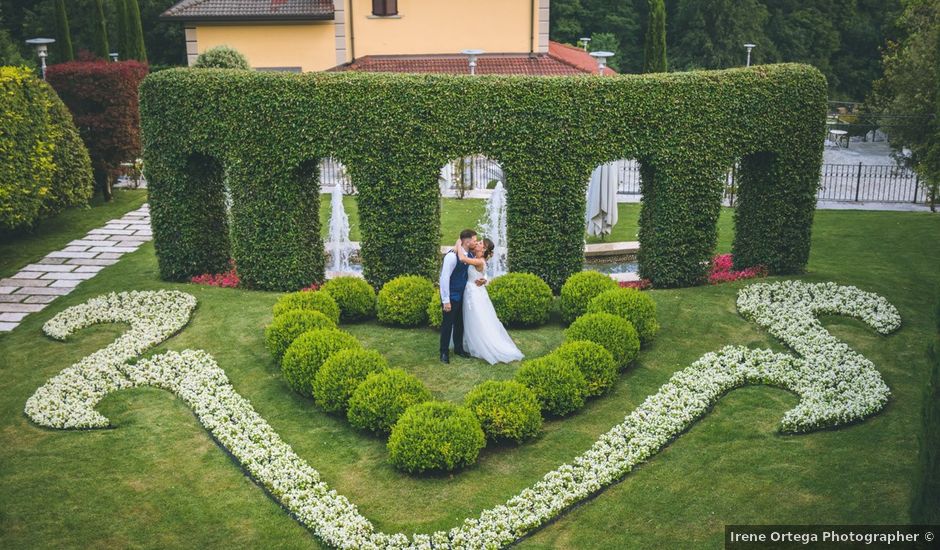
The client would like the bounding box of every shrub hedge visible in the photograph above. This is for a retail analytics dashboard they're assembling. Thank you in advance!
[193,46,250,69]
[566,312,640,368]
[0,67,93,231]
[312,348,388,413]
[263,310,335,363]
[515,355,587,417]
[387,401,486,473]
[464,380,542,443]
[559,271,618,324]
[140,66,826,290]
[587,287,660,345]
[281,329,361,396]
[377,276,435,326]
[272,290,340,325]
[427,291,443,329]
[321,276,376,322]
[347,369,432,434]
[486,273,554,326]
[553,340,618,397]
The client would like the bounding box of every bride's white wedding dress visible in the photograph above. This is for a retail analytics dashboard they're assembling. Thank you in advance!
[463,262,524,365]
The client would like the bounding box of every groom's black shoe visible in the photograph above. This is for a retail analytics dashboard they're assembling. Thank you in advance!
[454,349,471,358]
[440,352,450,364]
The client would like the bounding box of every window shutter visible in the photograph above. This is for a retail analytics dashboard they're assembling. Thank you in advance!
[372,0,397,16]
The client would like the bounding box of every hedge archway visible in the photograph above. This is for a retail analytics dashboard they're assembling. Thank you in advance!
[140,65,826,291]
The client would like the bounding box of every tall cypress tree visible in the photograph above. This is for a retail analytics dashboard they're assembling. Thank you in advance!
[92,0,109,60]
[125,0,147,62]
[54,0,74,61]
[643,0,667,72]
[116,0,130,59]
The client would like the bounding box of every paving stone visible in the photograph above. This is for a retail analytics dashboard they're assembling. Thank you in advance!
[0,303,45,313]
[73,265,105,273]
[21,264,76,273]
[0,322,18,332]
[0,286,16,295]
[62,245,90,253]
[88,246,137,254]
[68,239,110,247]
[125,224,152,231]
[16,286,72,296]
[47,251,98,259]
[104,221,129,229]
[0,312,28,322]
[87,228,134,236]
[0,278,50,287]
[10,271,42,279]
[94,253,123,260]
[37,257,68,265]
[50,279,82,288]
[107,234,150,242]
[0,294,26,303]
[42,271,95,280]
[66,258,118,266]
[24,294,59,303]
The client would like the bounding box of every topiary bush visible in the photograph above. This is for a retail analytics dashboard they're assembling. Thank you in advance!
[193,45,250,69]
[281,328,361,396]
[587,287,660,345]
[312,348,388,413]
[377,276,435,326]
[321,276,376,322]
[264,309,336,362]
[427,291,442,329]
[347,369,432,434]
[486,273,554,326]
[464,380,542,443]
[566,312,640,368]
[387,401,486,474]
[554,340,618,397]
[272,290,340,325]
[514,355,587,417]
[559,271,618,324]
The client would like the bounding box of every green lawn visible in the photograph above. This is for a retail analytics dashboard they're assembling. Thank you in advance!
[0,190,148,279]
[1,203,937,549]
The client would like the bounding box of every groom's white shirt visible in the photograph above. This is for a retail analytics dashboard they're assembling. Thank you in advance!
[439,248,462,305]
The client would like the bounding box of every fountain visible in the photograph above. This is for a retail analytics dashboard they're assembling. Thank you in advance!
[478,181,508,279]
[326,185,354,275]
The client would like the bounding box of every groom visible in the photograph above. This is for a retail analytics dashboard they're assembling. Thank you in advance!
[439,229,484,363]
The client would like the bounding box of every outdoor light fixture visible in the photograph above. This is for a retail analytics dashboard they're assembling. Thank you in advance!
[744,43,756,67]
[25,37,55,80]
[109,52,119,62]
[589,51,614,75]
[579,37,591,51]
[461,49,484,75]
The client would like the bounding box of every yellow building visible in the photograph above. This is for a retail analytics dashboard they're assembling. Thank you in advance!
[162,0,610,75]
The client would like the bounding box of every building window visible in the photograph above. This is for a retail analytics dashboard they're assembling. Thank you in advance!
[372,0,397,16]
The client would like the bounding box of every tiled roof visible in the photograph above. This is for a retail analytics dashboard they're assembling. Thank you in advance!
[162,0,334,21]
[331,42,618,76]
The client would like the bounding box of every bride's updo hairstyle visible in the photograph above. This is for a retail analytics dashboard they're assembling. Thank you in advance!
[482,238,495,260]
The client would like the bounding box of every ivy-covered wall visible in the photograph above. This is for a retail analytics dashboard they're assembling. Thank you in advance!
[139,64,826,291]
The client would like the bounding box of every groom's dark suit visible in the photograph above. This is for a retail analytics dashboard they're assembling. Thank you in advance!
[439,248,473,359]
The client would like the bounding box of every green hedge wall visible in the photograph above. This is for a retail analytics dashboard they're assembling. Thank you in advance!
[0,67,93,231]
[140,65,826,290]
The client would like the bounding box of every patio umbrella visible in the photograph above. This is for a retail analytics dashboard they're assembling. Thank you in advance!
[585,160,620,237]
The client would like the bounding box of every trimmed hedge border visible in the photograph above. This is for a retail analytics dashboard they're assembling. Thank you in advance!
[140,65,826,291]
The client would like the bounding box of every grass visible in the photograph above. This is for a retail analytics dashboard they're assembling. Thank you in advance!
[0,190,148,279]
[1,202,938,549]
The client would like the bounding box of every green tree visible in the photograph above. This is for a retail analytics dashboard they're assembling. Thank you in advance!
[124,0,147,62]
[643,0,667,72]
[53,0,73,61]
[870,0,940,211]
[672,0,770,69]
[92,0,109,59]
[590,32,621,72]
[116,0,129,59]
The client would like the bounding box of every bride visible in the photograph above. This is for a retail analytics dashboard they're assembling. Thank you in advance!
[454,238,524,365]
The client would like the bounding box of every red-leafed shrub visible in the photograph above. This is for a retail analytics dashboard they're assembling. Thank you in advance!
[46,60,148,199]
[620,279,652,290]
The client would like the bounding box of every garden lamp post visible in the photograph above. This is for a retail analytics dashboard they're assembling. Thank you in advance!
[589,51,614,75]
[461,49,484,75]
[25,38,55,80]
[109,52,119,62]
[744,43,756,67]
[579,37,591,51]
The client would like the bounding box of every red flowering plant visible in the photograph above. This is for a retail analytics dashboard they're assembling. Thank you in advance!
[190,259,320,290]
[708,254,768,284]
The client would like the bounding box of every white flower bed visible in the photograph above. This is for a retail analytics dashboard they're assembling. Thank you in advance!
[25,281,900,548]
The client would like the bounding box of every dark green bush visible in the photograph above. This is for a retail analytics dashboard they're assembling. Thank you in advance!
[559,272,618,324]
[587,288,660,345]
[554,340,618,397]
[377,276,435,326]
[515,355,587,416]
[566,312,640,368]
[140,66,826,290]
[312,348,389,413]
[427,291,442,329]
[347,369,432,434]
[272,290,340,324]
[387,401,486,473]
[193,46,250,69]
[321,277,376,322]
[263,309,336,362]
[464,380,542,443]
[281,329,361,396]
[486,273,553,326]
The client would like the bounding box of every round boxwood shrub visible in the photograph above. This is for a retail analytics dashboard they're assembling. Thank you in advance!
[272,290,340,325]
[427,291,443,329]
[377,275,435,326]
[559,271,618,324]
[193,45,250,69]
[554,340,618,397]
[281,329,361,397]
[587,287,660,345]
[464,380,542,443]
[566,312,640,368]
[321,276,377,322]
[486,272,553,326]
[347,369,432,434]
[387,401,486,473]
[312,349,389,413]
[264,309,336,362]
[514,355,587,417]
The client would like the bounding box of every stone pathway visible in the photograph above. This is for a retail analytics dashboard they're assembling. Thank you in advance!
[0,205,151,333]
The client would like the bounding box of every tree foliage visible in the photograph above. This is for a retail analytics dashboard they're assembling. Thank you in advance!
[53,0,73,61]
[643,0,667,73]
